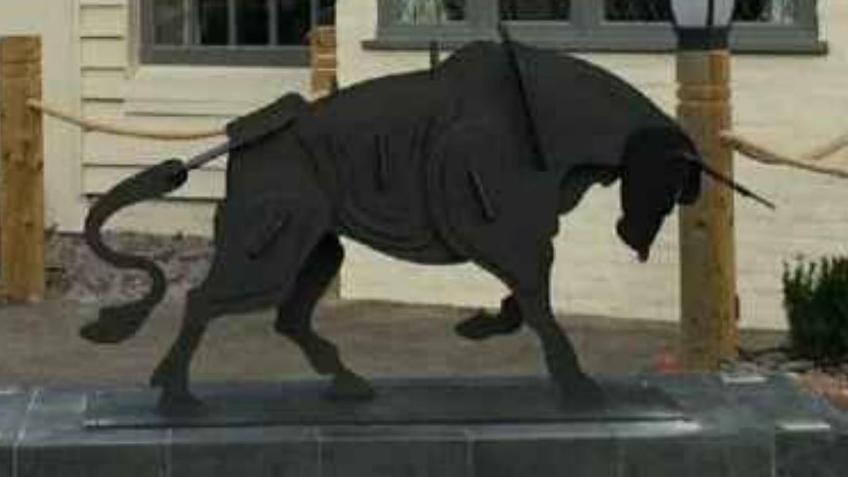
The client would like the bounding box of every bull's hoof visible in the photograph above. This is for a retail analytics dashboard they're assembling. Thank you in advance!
[80,319,137,344]
[553,374,608,412]
[455,310,522,341]
[155,390,206,417]
[80,308,147,344]
[325,371,376,402]
[148,359,187,395]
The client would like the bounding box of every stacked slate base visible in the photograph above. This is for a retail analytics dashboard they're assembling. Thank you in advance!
[0,374,845,477]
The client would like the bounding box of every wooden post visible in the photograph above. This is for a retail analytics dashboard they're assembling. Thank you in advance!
[677,50,738,370]
[309,26,341,300]
[310,26,337,98]
[0,36,45,302]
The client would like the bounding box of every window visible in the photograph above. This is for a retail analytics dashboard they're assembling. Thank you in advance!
[605,0,799,22]
[500,0,570,21]
[369,0,824,53]
[141,0,336,66]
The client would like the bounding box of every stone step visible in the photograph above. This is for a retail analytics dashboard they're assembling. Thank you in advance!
[0,374,845,477]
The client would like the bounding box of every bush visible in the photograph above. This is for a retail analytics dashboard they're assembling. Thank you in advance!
[783,256,848,364]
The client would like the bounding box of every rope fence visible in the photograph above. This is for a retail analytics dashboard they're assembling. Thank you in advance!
[721,132,848,180]
[803,132,848,162]
[26,99,225,141]
[25,98,848,181]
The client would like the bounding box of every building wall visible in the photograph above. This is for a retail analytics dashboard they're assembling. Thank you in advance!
[72,0,312,234]
[18,0,845,330]
[336,0,848,330]
[0,0,84,233]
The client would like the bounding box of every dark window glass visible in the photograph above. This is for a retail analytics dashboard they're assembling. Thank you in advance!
[605,0,800,23]
[150,0,337,47]
[196,0,229,45]
[394,0,467,25]
[238,0,270,45]
[735,0,798,22]
[604,0,671,22]
[277,0,312,45]
[145,0,337,65]
[317,0,340,25]
[154,0,184,45]
[500,0,571,21]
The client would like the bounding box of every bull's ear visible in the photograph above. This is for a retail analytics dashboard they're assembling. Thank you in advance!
[678,157,702,205]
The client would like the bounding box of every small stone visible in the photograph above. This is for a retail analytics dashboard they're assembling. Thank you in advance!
[781,359,815,373]
[721,360,762,375]
[755,351,789,370]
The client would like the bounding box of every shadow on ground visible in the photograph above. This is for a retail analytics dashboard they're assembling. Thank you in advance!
[0,298,785,387]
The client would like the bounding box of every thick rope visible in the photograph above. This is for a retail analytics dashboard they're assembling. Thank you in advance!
[27,99,225,141]
[25,98,848,179]
[722,131,848,180]
[804,132,848,162]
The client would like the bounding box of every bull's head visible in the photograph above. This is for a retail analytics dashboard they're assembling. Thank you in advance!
[616,127,699,261]
[616,126,773,262]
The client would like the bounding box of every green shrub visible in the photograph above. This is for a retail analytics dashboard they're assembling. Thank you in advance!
[783,256,848,363]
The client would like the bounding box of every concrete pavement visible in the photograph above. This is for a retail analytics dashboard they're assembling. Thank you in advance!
[0,298,784,386]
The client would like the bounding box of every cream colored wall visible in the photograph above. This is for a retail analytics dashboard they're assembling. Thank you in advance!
[73,0,311,235]
[0,0,85,233]
[28,0,845,329]
[336,0,848,330]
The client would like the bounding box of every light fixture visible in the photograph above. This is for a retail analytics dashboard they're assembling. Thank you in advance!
[671,0,737,50]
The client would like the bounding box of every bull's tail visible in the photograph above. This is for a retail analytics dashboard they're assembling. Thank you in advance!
[80,159,188,344]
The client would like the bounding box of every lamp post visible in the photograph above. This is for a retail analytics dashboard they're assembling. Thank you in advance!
[672,0,738,371]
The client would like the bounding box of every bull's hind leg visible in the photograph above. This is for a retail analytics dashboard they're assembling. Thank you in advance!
[149,292,212,414]
[275,235,375,401]
[149,204,333,413]
[455,295,523,340]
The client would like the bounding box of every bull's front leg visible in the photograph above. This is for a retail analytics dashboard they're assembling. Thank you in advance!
[455,295,523,340]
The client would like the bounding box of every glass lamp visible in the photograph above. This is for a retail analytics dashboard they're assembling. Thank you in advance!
[671,0,737,50]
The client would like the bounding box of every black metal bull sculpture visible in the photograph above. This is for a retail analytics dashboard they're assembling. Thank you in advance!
[82,30,773,414]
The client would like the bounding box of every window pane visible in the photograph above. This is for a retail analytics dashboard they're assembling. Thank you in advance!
[605,0,800,23]
[500,0,571,21]
[317,0,337,26]
[393,0,467,25]
[276,0,312,45]
[736,0,798,23]
[238,0,269,45]
[604,0,671,22]
[196,0,229,45]
[153,0,185,45]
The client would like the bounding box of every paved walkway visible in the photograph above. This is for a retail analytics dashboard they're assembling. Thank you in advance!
[0,298,784,386]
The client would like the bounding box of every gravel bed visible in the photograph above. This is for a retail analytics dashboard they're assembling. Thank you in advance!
[44,231,213,305]
[723,346,848,410]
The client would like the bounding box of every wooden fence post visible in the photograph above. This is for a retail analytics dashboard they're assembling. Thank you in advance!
[310,26,337,98]
[310,26,340,300]
[0,36,45,302]
[677,50,738,370]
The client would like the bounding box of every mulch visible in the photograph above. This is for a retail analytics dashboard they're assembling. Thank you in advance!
[796,372,848,410]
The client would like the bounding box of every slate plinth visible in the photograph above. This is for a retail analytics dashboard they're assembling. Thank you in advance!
[0,374,844,477]
[85,376,683,429]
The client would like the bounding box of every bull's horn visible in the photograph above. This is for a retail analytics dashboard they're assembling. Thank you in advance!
[681,153,776,210]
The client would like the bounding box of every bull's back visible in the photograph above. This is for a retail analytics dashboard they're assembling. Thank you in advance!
[298,71,465,264]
